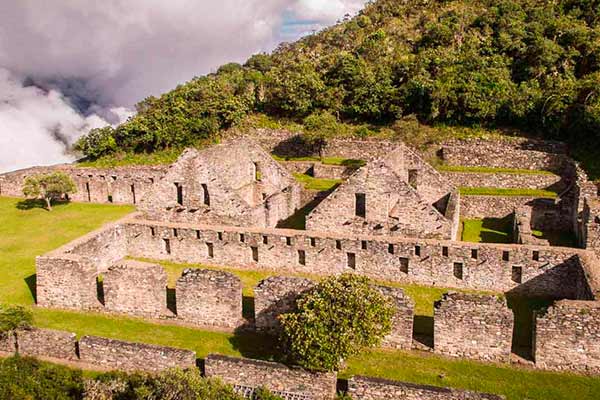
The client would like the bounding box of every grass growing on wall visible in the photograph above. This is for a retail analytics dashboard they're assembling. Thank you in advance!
[461,218,513,244]
[272,154,366,168]
[1,196,600,399]
[292,173,343,192]
[76,148,183,168]
[459,187,558,198]
[437,165,557,175]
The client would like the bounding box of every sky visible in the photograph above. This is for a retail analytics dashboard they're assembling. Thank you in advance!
[0,0,367,173]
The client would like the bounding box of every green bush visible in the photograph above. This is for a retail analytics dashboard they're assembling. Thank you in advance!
[22,172,78,210]
[0,304,32,334]
[0,356,84,400]
[279,274,395,371]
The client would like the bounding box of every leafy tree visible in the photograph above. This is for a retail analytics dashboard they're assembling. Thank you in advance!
[279,274,395,371]
[22,172,77,211]
[74,126,117,159]
[0,304,32,335]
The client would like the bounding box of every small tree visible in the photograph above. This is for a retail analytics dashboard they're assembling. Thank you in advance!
[0,304,32,335]
[303,111,339,158]
[278,274,395,371]
[22,172,77,211]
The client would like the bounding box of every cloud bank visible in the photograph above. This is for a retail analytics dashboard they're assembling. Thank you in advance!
[0,0,366,173]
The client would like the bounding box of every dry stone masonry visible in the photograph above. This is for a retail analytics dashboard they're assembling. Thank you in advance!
[16,328,78,361]
[103,260,169,318]
[376,285,415,350]
[434,293,514,363]
[204,354,337,400]
[347,375,505,400]
[176,268,243,329]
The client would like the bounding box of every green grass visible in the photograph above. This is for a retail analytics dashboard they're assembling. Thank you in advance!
[2,196,600,399]
[272,154,366,168]
[459,187,558,198]
[462,218,513,243]
[437,165,556,175]
[293,173,343,191]
[76,148,182,168]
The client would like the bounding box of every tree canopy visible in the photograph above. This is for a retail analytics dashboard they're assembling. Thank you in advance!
[22,172,77,211]
[278,274,395,372]
[76,0,600,161]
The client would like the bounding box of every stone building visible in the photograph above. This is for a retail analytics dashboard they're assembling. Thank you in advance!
[306,145,459,240]
[139,139,302,227]
[434,293,513,363]
[582,198,600,256]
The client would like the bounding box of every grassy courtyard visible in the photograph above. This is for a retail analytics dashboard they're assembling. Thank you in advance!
[1,196,599,399]
[461,218,513,244]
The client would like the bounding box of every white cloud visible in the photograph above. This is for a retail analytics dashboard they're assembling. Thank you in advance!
[0,0,368,173]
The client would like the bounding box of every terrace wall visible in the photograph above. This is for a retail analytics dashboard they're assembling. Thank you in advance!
[204,354,337,400]
[434,293,514,363]
[347,375,505,400]
[78,335,196,373]
[442,171,563,191]
[16,328,78,361]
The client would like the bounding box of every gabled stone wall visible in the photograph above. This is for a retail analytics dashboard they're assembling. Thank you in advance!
[103,260,168,318]
[347,375,505,400]
[534,300,600,374]
[204,354,337,400]
[254,276,315,333]
[376,285,415,350]
[434,293,513,363]
[176,269,243,329]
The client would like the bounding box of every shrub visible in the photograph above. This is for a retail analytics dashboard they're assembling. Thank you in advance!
[0,356,84,400]
[279,274,395,371]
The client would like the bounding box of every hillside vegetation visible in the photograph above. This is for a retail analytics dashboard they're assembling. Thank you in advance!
[76,0,600,176]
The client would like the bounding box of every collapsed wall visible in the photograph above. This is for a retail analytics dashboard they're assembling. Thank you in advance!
[434,293,514,363]
[347,375,505,400]
[204,354,337,400]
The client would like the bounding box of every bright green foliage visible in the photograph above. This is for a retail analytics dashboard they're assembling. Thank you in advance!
[292,173,342,192]
[0,357,84,400]
[253,386,285,400]
[459,187,558,198]
[90,369,245,400]
[22,172,77,210]
[279,274,395,372]
[74,126,117,159]
[76,0,600,162]
[0,304,32,334]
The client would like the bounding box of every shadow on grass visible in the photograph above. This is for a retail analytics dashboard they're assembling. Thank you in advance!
[16,199,71,211]
[506,295,554,361]
[25,274,37,303]
[228,330,281,361]
[243,296,255,321]
[278,190,334,230]
[413,315,433,349]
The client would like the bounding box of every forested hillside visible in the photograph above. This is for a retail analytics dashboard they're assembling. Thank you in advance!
[77,0,600,167]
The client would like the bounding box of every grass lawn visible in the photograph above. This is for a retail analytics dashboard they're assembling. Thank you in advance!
[462,218,513,243]
[1,196,600,399]
[437,165,556,175]
[272,154,366,168]
[76,148,182,168]
[293,173,343,191]
[460,187,558,198]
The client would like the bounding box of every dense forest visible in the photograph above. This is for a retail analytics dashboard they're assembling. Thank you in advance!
[76,0,600,164]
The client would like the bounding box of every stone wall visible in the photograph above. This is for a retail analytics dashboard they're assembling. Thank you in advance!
[16,328,78,360]
[434,293,513,363]
[204,354,337,400]
[582,198,600,256]
[534,300,600,374]
[443,171,563,191]
[79,335,196,373]
[441,138,569,173]
[103,260,168,318]
[176,269,243,329]
[254,276,315,333]
[376,285,415,350]
[0,332,16,353]
[125,219,591,297]
[0,164,166,204]
[347,376,505,400]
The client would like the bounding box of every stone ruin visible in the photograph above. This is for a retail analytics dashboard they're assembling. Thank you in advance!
[434,293,514,363]
[306,144,460,240]
[139,138,302,228]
